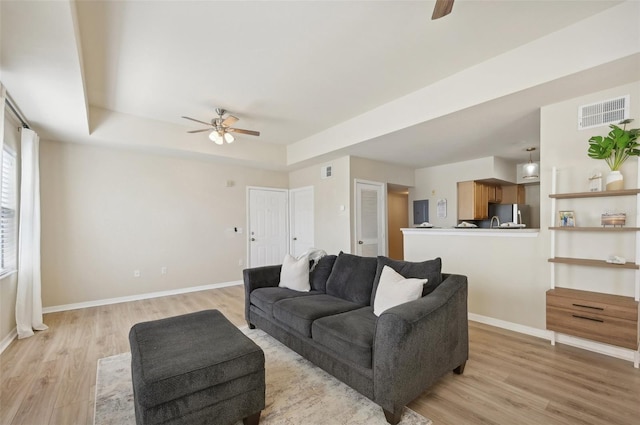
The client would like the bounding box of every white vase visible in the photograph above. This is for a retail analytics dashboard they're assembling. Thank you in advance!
[606,170,624,191]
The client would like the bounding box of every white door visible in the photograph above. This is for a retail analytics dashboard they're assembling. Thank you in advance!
[355,180,386,257]
[248,188,289,267]
[289,187,314,257]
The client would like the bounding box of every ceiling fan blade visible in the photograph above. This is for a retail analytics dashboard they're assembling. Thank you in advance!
[222,115,239,127]
[187,128,211,133]
[432,0,454,20]
[181,116,212,126]
[227,128,260,137]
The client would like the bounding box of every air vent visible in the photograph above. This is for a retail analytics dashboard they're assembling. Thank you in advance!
[578,95,629,130]
[320,165,332,179]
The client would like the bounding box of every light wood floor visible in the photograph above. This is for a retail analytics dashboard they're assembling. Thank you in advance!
[1,285,638,425]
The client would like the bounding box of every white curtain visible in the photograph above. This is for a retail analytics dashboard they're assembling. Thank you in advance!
[16,128,48,339]
[0,84,5,154]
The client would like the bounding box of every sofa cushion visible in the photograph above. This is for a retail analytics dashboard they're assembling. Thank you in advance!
[371,256,442,303]
[251,287,321,318]
[312,307,376,368]
[325,252,377,305]
[310,255,337,292]
[279,254,311,292]
[273,294,362,337]
[373,266,426,316]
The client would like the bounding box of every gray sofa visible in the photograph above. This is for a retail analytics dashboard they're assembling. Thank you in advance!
[243,252,468,425]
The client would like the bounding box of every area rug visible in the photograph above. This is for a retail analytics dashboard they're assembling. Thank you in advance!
[94,328,431,425]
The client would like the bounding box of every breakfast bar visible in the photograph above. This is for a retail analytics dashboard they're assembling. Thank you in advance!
[401,228,539,237]
[401,227,545,330]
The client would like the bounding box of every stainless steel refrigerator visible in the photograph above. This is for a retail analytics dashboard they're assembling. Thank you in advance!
[488,204,530,226]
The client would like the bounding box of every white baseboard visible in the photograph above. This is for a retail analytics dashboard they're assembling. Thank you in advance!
[469,312,638,365]
[469,313,551,340]
[0,327,17,355]
[42,280,243,314]
[30,290,640,367]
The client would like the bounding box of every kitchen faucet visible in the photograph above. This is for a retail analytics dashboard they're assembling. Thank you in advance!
[490,216,500,228]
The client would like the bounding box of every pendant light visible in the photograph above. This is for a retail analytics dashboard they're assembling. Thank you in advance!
[523,147,539,179]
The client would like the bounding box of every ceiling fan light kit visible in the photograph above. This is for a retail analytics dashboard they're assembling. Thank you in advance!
[183,108,259,145]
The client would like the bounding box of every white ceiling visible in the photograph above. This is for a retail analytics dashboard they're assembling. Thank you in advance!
[1,0,639,171]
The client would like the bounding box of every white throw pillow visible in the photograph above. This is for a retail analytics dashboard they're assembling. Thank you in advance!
[373,265,427,316]
[278,254,310,292]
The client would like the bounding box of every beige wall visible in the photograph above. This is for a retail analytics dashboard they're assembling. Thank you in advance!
[349,157,415,253]
[349,157,414,187]
[412,157,497,228]
[288,156,415,256]
[404,231,545,327]
[39,140,288,307]
[9,81,637,344]
[540,81,640,298]
[0,114,21,344]
[405,80,640,330]
[288,156,352,254]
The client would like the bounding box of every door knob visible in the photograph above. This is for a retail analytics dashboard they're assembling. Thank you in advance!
[293,237,297,241]
[358,240,363,244]
[251,238,255,241]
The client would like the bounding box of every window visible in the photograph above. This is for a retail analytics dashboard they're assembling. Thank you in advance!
[1,146,17,277]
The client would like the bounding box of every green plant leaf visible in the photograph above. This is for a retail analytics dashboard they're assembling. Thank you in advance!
[587,120,639,170]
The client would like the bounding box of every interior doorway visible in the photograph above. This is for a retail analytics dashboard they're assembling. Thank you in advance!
[247,187,289,267]
[387,185,409,260]
[289,186,314,257]
[354,180,386,257]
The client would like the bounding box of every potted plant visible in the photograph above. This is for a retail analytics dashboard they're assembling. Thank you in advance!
[587,119,640,190]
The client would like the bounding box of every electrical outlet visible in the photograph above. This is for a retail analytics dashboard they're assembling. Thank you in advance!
[161,266,167,275]
[238,259,243,266]
[134,270,141,278]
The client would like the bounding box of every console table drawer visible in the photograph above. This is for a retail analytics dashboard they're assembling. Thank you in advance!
[547,288,638,320]
[547,291,637,321]
[546,306,638,349]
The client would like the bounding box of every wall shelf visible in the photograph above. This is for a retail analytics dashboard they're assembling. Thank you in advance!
[549,189,640,199]
[548,226,640,232]
[548,257,639,270]
[548,166,639,368]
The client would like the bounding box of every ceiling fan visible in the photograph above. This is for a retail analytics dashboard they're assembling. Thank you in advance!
[182,108,260,145]
[432,0,454,20]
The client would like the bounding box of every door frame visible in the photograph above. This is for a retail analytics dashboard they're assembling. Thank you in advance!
[246,186,289,268]
[353,179,387,256]
[289,186,314,256]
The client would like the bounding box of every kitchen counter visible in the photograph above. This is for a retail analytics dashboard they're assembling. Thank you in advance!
[401,228,539,238]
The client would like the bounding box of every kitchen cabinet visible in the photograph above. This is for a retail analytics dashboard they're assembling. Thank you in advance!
[501,184,524,204]
[490,185,503,203]
[457,181,489,220]
[458,181,504,220]
[547,167,640,367]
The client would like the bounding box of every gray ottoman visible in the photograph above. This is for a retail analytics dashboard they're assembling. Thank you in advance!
[129,310,265,425]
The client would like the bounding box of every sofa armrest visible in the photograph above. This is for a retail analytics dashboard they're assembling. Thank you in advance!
[243,265,282,325]
[243,265,282,292]
[373,274,468,415]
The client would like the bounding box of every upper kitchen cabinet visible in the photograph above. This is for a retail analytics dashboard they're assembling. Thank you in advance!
[487,185,502,203]
[502,184,525,204]
[458,181,526,221]
[458,181,490,220]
